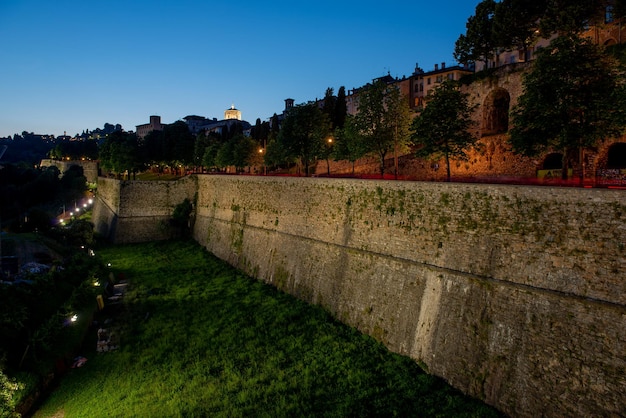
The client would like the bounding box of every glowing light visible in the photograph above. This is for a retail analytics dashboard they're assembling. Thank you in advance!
[70,314,78,322]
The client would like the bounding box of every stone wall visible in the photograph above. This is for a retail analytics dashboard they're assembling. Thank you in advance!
[39,159,99,183]
[92,174,626,417]
[92,176,197,243]
[190,175,625,418]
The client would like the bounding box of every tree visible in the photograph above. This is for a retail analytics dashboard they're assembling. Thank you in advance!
[334,86,348,130]
[99,131,139,178]
[454,0,497,68]
[333,115,367,175]
[232,135,257,172]
[509,35,626,180]
[354,80,412,177]
[163,121,195,168]
[277,102,331,176]
[411,81,477,181]
[493,0,545,60]
[322,87,336,128]
[540,0,606,36]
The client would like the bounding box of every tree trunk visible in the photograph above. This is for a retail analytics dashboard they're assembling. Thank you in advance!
[561,152,569,180]
[445,153,451,182]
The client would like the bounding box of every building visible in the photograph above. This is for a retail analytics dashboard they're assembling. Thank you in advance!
[136,115,164,139]
[409,62,473,108]
[224,104,242,120]
[184,105,251,137]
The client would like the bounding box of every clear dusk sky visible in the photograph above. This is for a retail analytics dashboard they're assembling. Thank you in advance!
[0,0,479,138]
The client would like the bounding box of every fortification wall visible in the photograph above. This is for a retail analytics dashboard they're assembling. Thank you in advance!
[92,176,196,243]
[190,175,626,418]
[39,159,99,183]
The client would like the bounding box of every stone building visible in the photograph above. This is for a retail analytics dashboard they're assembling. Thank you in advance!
[135,115,163,139]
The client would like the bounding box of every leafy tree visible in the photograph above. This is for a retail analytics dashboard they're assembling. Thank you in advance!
[232,135,257,172]
[193,132,211,169]
[277,102,331,176]
[0,369,23,418]
[540,0,606,35]
[454,0,497,68]
[140,122,194,171]
[264,135,291,169]
[164,121,195,167]
[98,131,139,178]
[493,0,545,60]
[215,140,235,171]
[171,198,193,236]
[334,86,348,130]
[333,115,367,175]
[322,87,336,129]
[354,80,412,177]
[202,142,222,170]
[509,35,626,180]
[411,81,477,181]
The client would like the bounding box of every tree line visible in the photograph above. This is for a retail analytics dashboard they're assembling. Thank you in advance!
[98,2,626,182]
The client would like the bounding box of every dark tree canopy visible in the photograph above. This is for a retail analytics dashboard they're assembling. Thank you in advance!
[493,0,545,57]
[334,86,348,130]
[99,131,139,177]
[411,81,477,181]
[510,34,626,177]
[354,80,412,177]
[333,115,367,175]
[277,102,331,176]
[454,0,497,67]
[540,0,607,35]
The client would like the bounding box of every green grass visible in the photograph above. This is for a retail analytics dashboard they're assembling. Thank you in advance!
[32,240,501,418]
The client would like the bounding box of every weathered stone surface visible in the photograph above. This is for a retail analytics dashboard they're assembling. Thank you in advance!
[92,174,626,417]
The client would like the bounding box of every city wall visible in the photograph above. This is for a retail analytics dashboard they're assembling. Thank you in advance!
[92,174,626,417]
[92,176,197,243]
[39,159,99,183]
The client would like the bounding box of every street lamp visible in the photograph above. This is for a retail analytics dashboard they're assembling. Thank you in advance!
[325,136,334,175]
[258,147,266,175]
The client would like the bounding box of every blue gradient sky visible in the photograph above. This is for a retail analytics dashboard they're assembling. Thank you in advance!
[0,0,479,138]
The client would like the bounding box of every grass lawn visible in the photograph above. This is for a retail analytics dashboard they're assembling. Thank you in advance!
[32,240,501,418]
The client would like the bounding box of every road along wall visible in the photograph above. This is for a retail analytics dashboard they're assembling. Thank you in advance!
[191,175,626,418]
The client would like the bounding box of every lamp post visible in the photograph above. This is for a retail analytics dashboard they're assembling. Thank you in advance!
[326,136,334,176]
[258,147,266,175]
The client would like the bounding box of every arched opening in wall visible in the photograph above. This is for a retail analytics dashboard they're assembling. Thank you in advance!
[542,153,563,169]
[482,88,510,136]
[606,142,626,168]
[604,38,617,46]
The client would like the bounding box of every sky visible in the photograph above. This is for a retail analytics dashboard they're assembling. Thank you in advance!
[0,0,480,138]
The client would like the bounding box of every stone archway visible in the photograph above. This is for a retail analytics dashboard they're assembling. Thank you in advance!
[542,153,563,169]
[606,142,626,169]
[482,88,510,136]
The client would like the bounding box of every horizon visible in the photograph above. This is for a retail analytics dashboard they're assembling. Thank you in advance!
[0,0,479,138]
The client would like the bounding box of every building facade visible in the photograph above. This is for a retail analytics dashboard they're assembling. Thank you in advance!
[136,115,163,139]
